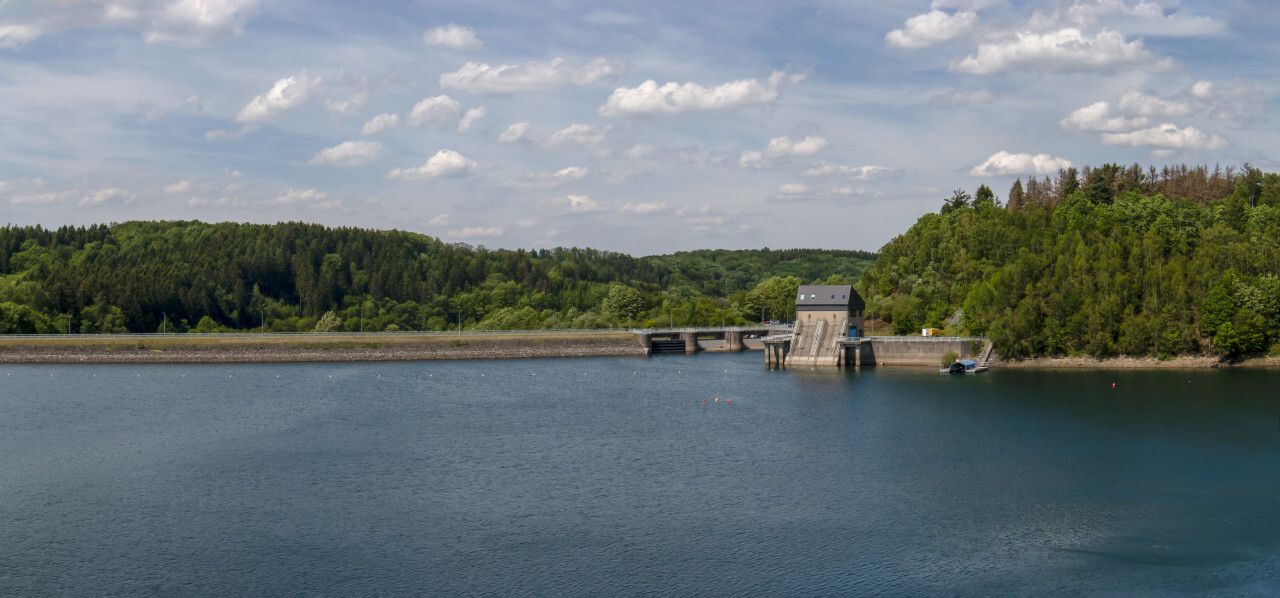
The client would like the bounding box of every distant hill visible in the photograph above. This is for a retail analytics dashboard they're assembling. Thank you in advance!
[857,163,1280,358]
[0,220,875,333]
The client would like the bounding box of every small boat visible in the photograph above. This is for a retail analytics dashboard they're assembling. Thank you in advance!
[944,359,978,374]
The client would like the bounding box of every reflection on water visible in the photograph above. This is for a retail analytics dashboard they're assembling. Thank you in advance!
[1,354,1279,596]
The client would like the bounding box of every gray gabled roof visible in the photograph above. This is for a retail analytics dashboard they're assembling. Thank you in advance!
[796,285,863,309]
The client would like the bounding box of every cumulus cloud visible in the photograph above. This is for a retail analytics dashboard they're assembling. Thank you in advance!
[11,192,72,206]
[308,141,383,167]
[164,180,193,194]
[930,88,999,105]
[447,226,504,239]
[361,113,400,135]
[543,123,612,148]
[740,136,828,168]
[267,188,328,205]
[324,92,367,116]
[1116,89,1194,117]
[598,71,785,116]
[551,194,607,214]
[79,188,134,206]
[0,24,43,49]
[386,149,477,180]
[428,214,450,226]
[407,95,462,128]
[498,122,531,143]
[778,183,811,196]
[1037,1,1226,38]
[1059,101,1151,132]
[236,71,322,122]
[423,24,483,51]
[950,28,1173,74]
[1100,124,1230,150]
[440,58,622,95]
[505,166,589,189]
[885,10,977,49]
[2,1,261,48]
[801,162,893,180]
[189,196,247,208]
[623,144,656,160]
[457,107,486,132]
[970,151,1073,176]
[619,202,667,215]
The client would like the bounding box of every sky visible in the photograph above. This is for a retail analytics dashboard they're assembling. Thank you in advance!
[0,0,1275,255]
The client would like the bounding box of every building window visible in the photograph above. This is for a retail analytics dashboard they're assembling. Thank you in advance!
[798,293,804,301]
[842,294,847,300]
[810,294,815,299]
[830,294,835,300]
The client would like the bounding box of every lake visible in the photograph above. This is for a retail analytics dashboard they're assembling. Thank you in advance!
[2,353,1279,596]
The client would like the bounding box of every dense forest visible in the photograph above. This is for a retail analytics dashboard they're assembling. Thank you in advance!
[858,163,1280,358]
[0,220,874,334]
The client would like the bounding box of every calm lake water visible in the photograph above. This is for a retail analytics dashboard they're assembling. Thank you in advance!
[2,352,1279,596]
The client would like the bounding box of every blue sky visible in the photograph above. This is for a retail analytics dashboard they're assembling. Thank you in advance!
[0,0,1274,254]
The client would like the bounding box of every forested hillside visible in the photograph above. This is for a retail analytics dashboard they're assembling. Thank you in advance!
[859,163,1280,358]
[0,220,873,333]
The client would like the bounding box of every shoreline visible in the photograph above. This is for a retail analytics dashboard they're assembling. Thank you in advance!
[0,333,648,364]
[997,354,1280,369]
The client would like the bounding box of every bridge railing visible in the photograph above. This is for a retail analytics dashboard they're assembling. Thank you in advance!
[0,326,797,340]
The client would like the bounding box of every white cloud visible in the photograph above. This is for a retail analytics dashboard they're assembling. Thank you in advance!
[515,219,537,229]
[324,92,368,116]
[407,95,462,128]
[423,24,483,51]
[544,123,612,148]
[386,149,478,180]
[505,166,589,189]
[623,144,656,159]
[498,122,531,143]
[1189,80,1254,101]
[598,71,785,116]
[164,180,193,194]
[970,151,1073,176]
[236,71,322,122]
[184,94,202,112]
[552,194,607,214]
[740,136,828,168]
[125,0,260,46]
[361,113,400,136]
[308,141,383,167]
[619,202,667,215]
[308,200,341,210]
[11,192,71,206]
[268,188,328,205]
[440,58,623,95]
[1115,90,1193,117]
[766,136,827,157]
[0,24,43,49]
[950,28,1174,75]
[1042,1,1226,38]
[778,183,811,195]
[1059,101,1151,132]
[930,88,999,105]
[428,214,450,226]
[457,107,486,132]
[188,196,247,208]
[1100,124,1230,150]
[447,226,504,239]
[79,188,134,207]
[885,10,978,49]
[801,162,893,180]
[205,125,256,140]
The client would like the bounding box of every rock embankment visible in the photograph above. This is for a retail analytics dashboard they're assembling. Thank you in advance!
[0,335,647,364]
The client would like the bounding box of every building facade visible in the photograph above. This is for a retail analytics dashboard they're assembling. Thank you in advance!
[795,284,865,338]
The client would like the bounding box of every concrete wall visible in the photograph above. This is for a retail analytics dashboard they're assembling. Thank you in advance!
[864,337,980,366]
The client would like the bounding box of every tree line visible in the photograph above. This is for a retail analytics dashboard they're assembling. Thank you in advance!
[858,163,1280,359]
[0,220,874,334]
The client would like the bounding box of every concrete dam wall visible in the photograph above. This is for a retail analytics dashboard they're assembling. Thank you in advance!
[863,337,982,366]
